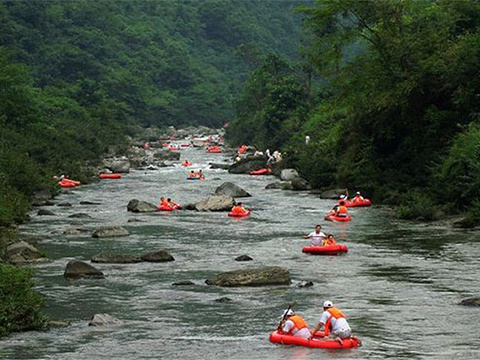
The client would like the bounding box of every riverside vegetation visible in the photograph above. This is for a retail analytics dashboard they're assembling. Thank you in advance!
[227,0,480,226]
[0,0,305,337]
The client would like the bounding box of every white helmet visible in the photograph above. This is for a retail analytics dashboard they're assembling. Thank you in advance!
[340,195,346,199]
[323,300,333,308]
[356,191,360,195]
[282,309,294,317]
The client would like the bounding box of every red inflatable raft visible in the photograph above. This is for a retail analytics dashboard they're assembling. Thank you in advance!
[58,180,77,188]
[302,244,348,255]
[324,214,352,222]
[157,204,181,211]
[345,199,372,207]
[99,173,122,179]
[269,330,360,349]
[228,210,251,218]
[249,168,271,175]
[181,162,192,167]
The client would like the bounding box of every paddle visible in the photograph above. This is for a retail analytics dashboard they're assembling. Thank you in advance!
[277,302,296,331]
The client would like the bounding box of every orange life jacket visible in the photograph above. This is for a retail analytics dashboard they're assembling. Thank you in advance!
[337,205,348,215]
[324,307,346,336]
[161,199,169,206]
[232,205,246,214]
[323,238,337,246]
[286,315,308,334]
[188,172,196,178]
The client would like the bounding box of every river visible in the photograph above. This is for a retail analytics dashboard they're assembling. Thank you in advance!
[1,146,479,360]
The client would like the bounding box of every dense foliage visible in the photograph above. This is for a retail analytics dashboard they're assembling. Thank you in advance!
[227,0,480,222]
[0,264,46,337]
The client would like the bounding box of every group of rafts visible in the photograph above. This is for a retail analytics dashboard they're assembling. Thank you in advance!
[57,173,122,188]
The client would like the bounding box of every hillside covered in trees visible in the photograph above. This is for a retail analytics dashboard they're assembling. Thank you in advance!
[227,0,480,225]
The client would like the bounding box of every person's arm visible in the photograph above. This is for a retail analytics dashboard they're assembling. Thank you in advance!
[310,322,324,339]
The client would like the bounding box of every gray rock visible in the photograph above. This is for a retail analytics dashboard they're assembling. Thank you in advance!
[57,202,72,207]
[228,157,267,174]
[235,255,253,261]
[297,281,314,288]
[88,314,123,326]
[91,253,142,264]
[127,199,158,213]
[194,195,235,212]
[291,178,311,191]
[281,182,293,190]
[206,266,291,287]
[92,226,129,238]
[32,189,53,202]
[141,250,175,262]
[63,228,91,236]
[280,169,299,181]
[103,158,130,173]
[214,297,233,303]
[172,281,195,286]
[181,203,197,211]
[127,218,147,223]
[459,297,480,306]
[153,150,181,161]
[64,260,104,279]
[320,188,348,199]
[48,320,71,328]
[215,182,251,198]
[209,162,231,170]
[6,241,46,264]
[68,213,92,219]
[265,182,283,190]
[38,209,55,216]
[80,201,101,205]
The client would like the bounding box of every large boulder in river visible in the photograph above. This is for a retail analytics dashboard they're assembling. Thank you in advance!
[91,252,142,264]
[127,199,158,213]
[280,169,299,181]
[103,158,130,173]
[6,241,47,264]
[153,149,181,161]
[265,182,283,190]
[209,162,231,170]
[320,188,348,199]
[459,297,480,306]
[64,260,104,279]
[92,226,130,238]
[228,156,267,174]
[215,182,251,198]
[291,177,311,191]
[206,266,291,287]
[141,250,174,262]
[88,314,123,326]
[194,195,235,211]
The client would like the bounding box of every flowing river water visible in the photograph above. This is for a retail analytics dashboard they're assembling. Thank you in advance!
[1,146,480,360]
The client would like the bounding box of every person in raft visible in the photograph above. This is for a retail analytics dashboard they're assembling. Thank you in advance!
[160,197,169,207]
[167,198,180,209]
[279,309,310,339]
[188,170,197,179]
[197,169,205,180]
[330,200,348,217]
[323,234,337,246]
[303,224,326,246]
[311,300,360,345]
[231,202,248,215]
[352,191,364,204]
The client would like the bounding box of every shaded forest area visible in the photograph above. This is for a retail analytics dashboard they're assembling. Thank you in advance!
[227,0,480,225]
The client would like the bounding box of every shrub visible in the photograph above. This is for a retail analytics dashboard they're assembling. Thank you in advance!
[396,190,438,221]
[0,265,46,337]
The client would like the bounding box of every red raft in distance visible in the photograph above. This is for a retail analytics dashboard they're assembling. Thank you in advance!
[302,244,348,255]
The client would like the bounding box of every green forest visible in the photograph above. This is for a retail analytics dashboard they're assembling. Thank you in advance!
[227,0,480,225]
[0,0,305,337]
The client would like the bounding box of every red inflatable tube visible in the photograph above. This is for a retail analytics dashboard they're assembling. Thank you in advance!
[228,210,251,218]
[181,162,192,167]
[249,168,271,175]
[302,244,348,255]
[58,180,77,188]
[269,330,360,349]
[345,199,372,207]
[324,214,352,222]
[99,173,122,179]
